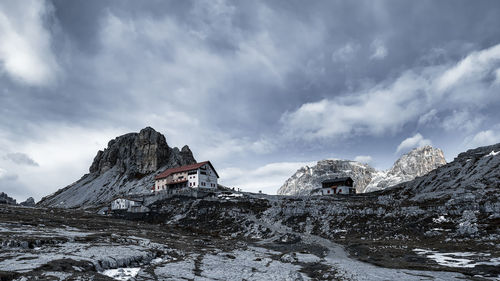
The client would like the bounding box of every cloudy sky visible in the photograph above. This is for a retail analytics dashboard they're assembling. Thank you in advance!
[1,0,500,202]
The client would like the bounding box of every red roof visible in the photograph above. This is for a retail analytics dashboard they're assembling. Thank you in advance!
[155,161,219,180]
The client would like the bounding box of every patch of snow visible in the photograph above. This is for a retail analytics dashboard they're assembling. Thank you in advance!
[433,215,448,223]
[484,150,499,157]
[101,267,141,280]
[413,249,499,268]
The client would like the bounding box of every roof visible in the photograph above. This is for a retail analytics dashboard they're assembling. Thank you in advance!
[155,161,219,180]
[321,177,353,184]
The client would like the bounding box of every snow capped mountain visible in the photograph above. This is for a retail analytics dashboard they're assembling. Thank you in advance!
[364,145,447,192]
[277,145,447,195]
[277,160,376,195]
[37,127,196,208]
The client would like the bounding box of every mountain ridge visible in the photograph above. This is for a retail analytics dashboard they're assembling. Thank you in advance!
[277,145,447,195]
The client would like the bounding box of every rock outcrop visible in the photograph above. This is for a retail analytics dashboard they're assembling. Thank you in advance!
[37,127,196,208]
[277,146,447,195]
[20,197,35,207]
[0,192,16,205]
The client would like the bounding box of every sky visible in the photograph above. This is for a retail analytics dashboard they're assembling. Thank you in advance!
[1,0,500,202]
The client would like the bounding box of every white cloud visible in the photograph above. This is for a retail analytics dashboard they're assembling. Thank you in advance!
[332,42,360,62]
[466,129,500,148]
[0,0,59,85]
[441,110,483,133]
[281,43,500,141]
[354,155,372,164]
[370,39,388,60]
[0,168,17,181]
[0,124,125,201]
[281,70,432,140]
[396,133,432,153]
[219,161,314,194]
[417,109,438,126]
[437,44,500,92]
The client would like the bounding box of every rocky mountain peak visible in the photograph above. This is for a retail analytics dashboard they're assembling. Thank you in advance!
[0,192,16,205]
[89,127,195,177]
[20,197,35,207]
[363,146,447,192]
[278,145,448,195]
[277,159,376,195]
[388,145,446,177]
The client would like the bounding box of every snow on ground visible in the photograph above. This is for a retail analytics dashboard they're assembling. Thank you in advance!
[484,150,499,157]
[101,267,141,280]
[414,249,500,268]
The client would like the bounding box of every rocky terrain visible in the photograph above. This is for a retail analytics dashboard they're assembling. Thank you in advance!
[277,145,446,195]
[37,127,196,209]
[1,143,498,280]
[0,203,470,281]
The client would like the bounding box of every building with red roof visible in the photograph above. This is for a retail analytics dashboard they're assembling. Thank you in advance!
[153,161,219,193]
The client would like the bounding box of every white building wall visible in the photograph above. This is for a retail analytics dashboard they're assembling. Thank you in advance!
[198,164,217,189]
[321,185,350,195]
[155,163,219,192]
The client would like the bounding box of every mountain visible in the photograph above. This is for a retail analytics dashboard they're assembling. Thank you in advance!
[37,127,196,208]
[277,160,376,195]
[277,145,446,195]
[364,145,447,192]
[2,143,499,279]
[0,192,16,205]
[395,143,500,201]
[20,197,35,207]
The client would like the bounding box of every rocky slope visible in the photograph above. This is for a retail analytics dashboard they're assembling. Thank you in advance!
[277,145,446,195]
[37,127,196,208]
[396,143,500,201]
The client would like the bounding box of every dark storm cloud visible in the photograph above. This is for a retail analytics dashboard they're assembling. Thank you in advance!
[1,0,500,200]
[6,0,500,136]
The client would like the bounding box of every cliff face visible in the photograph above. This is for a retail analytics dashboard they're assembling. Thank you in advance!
[89,127,194,177]
[37,127,196,208]
[277,146,447,195]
